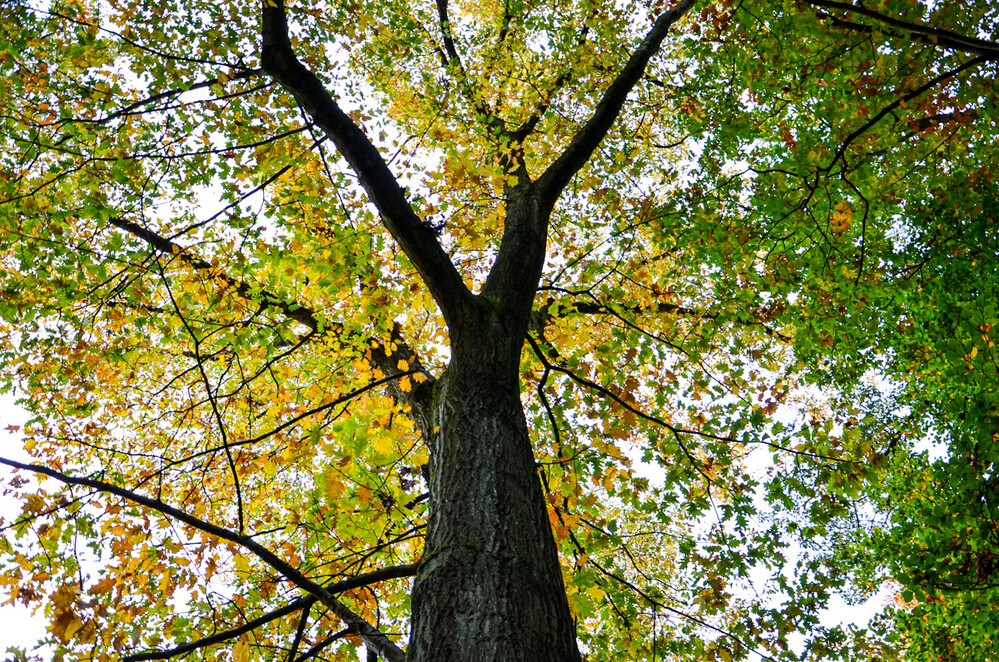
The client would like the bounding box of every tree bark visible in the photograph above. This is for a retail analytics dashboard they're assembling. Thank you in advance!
[260,3,699,656]
[409,296,580,662]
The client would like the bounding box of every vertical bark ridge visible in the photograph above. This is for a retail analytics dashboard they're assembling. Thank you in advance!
[409,305,580,661]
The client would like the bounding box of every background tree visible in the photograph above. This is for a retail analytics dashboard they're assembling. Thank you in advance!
[0,0,996,661]
[677,2,999,659]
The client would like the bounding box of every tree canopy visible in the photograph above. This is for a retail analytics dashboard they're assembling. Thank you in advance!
[0,0,997,660]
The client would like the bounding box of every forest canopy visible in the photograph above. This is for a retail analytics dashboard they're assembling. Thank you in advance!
[0,0,998,660]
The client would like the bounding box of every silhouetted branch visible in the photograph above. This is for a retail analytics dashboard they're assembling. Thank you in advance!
[261,0,472,325]
[0,457,409,662]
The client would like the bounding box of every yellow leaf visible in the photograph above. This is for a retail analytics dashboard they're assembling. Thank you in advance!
[234,555,251,576]
[50,607,83,643]
[233,639,250,662]
[399,375,412,392]
[397,359,410,371]
[64,614,85,641]
[371,434,394,455]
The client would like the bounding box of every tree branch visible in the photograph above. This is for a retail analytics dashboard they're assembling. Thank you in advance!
[509,21,593,144]
[530,293,791,342]
[29,3,251,70]
[122,563,418,662]
[109,217,437,442]
[588,560,779,662]
[435,0,504,136]
[60,70,266,126]
[286,603,312,662]
[109,216,321,332]
[821,55,986,176]
[482,1,694,314]
[295,628,352,662]
[478,0,693,319]
[534,0,696,205]
[123,562,417,661]
[125,598,306,661]
[524,333,717,485]
[260,0,472,324]
[0,457,408,662]
[804,0,999,58]
[157,260,245,534]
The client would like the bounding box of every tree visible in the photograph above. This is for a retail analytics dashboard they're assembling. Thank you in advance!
[0,0,996,660]
[850,182,999,661]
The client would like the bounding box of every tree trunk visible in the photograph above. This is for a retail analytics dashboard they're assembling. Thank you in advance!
[409,300,580,661]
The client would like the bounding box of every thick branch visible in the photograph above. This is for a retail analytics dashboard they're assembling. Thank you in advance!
[804,0,999,58]
[822,56,986,175]
[109,216,320,332]
[260,0,472,324]
[483,0,694,317]
[435,0,504,135]
[0,457,407,662]
[295,629,352,662]
[110,218,437,441]
[534,0,696,205]
[125,599,306,661]
[436,0,462,64]
[124,564,419,662]
[286,604,312,662]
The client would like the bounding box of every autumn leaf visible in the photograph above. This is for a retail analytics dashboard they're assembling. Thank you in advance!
[1,0,997,661]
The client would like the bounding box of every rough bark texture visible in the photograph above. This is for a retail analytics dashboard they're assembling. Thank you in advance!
[259,2,698,657]
[409,298,580,662]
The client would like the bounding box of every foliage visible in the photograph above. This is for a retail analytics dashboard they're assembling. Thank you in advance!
[0,0,997,660]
